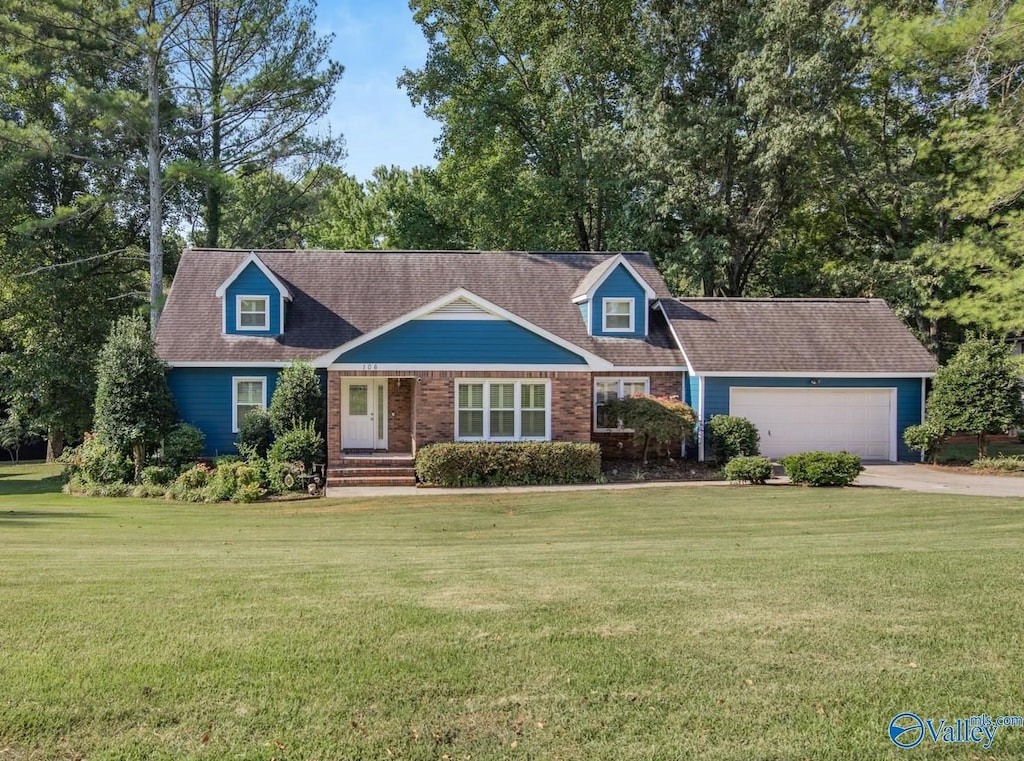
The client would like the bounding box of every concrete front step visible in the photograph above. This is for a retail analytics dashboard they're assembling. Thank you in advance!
[328,467,417,479]
[327,475,418,487]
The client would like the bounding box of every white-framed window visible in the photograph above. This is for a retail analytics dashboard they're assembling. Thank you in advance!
[602,298,634,332]
[594,377,649,431]
[236,295,269,331]
[456,380,550,440]
[232,377,267,432]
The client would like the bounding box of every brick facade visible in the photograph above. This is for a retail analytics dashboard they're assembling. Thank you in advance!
[326,369,686,464]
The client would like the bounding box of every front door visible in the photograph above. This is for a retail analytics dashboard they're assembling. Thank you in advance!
[342,379,387,450]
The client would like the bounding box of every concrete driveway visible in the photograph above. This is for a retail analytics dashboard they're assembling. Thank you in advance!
[857,463,1024,498]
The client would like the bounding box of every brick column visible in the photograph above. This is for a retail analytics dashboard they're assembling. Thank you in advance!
[326,372,342,465]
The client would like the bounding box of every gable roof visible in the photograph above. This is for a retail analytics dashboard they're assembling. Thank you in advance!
[156,249,684,367]
[663,298,938,375]
[213,251,292,301]
[571,253,657,302]
[321,288,613,369]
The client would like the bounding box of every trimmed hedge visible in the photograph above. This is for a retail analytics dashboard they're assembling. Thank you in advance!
[781,451,864,487]
[708,415,760,463]
[722,455,772,484]
[415,442,601,487]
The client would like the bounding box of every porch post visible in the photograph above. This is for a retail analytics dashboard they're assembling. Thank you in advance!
[326,372,342,465]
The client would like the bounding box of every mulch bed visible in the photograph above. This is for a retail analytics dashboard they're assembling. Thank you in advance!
[601,458,722,483]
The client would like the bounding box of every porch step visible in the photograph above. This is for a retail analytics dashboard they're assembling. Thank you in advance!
[326,475,418,487]
[327,454,417,487]
[327,467,416,479]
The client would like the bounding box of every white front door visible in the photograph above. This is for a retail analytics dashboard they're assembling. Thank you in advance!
[342,380,387,450]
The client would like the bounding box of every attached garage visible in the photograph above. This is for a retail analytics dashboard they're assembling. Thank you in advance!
[729,387,896,461]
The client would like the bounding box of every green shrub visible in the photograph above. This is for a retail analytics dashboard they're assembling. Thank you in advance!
[141,465,174,486]
[708,415,760,463]
[723,455,772,484]
[232,482,265,503]
[268,421,324,472]
[132,483,167,499]
[162,423,205,471]
[781,451,864,487]
[972,455,1024,472]
[175,463,213,491]
[268,360,324,436]
[415,442,601,487]
[268,460,306,493]
[59,433,134,485]
[63,478,132,497]
[903,423,944,463]
[237,407,273,458]
[202,461,261,503]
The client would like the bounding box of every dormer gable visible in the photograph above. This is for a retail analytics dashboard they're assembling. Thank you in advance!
[572,254,656,338]
[214,252,292,336]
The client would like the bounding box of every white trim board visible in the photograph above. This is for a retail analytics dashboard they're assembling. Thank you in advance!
[214,251,293,301]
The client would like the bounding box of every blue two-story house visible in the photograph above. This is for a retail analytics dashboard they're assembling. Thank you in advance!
[155,249,937,478]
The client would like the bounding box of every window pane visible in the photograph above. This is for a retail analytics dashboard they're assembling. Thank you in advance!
[237,380,263,405]
[607,301,630,315]
[458,383,483,409]
[622,381,647,398]
[521,383,545,408]
[239,299,267,328]
[521,410,546,437]
[377,384,385,439]
[490,383,514,409]
[490,410,515,437]
[237,403,260,426]
[606,314,631,329]
[459,410,483,437]
[349,384,368,415]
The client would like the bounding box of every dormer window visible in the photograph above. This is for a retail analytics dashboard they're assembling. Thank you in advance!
[603,298,634,332]
[237,296,269,331]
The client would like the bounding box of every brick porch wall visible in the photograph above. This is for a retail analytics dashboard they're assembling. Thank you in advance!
[412,370,592,448]
[591,371,687,460]
[326,369,685,464]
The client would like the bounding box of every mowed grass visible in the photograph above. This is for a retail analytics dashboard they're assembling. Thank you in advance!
[2,464,1024,760]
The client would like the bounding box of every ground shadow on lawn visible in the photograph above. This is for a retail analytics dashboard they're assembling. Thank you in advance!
[0,509,103,523]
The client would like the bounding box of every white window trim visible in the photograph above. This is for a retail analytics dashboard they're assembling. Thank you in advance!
[455,379,551,441]
[232,376,267,433]
[602,297,634,333]
[594,377,650,432]
[236,295,270,332]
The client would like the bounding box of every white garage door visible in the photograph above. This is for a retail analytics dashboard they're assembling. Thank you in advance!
[729,388,896,461]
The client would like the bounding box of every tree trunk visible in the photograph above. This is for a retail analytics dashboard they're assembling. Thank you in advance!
[134,441,146,484]
[148,44,164,335]
[45,428,64,463]
[978,433,988,459]
[204,4,223,249]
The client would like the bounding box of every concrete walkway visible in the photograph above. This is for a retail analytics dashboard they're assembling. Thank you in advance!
[324,463,1024,499]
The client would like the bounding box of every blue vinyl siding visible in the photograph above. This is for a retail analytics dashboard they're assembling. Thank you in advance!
[224,262,283,335]
[700,376,924,461]
[592,264,648,338]
[335,319,588,365]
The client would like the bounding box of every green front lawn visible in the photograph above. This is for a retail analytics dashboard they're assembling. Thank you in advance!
[2,463,1023,759]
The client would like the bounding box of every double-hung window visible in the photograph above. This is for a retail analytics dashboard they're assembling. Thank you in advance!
[594,377,649,430]
[237,296,269,331]
[602,298,634,332]
[456,380,549,440]
[233,377,267,432]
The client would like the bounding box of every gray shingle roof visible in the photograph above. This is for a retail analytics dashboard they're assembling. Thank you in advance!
[663,298,937,374]
[155,249,684,367]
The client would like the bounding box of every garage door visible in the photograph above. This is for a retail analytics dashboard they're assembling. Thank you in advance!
[729,388,895,461]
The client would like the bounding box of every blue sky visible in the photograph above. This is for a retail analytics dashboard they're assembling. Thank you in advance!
[317,0,441,182]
